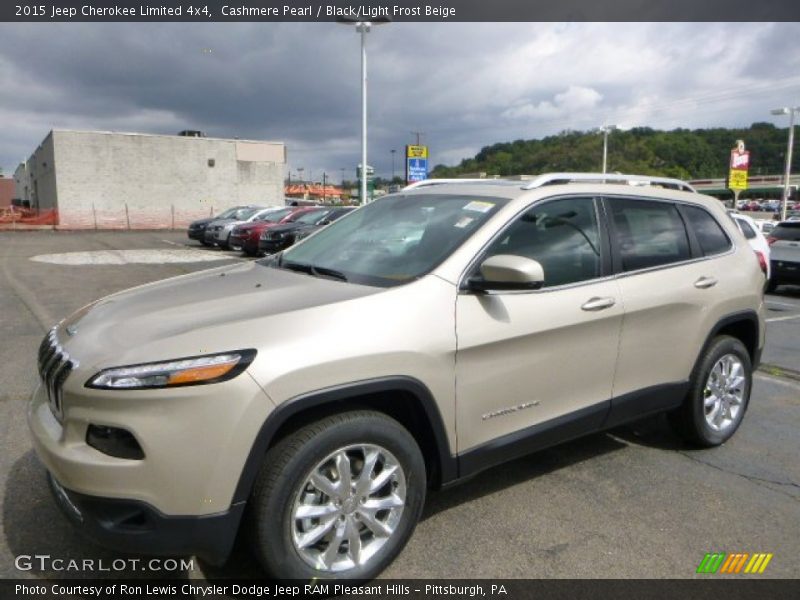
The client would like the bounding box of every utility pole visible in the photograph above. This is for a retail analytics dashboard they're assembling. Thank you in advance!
[322,172,327,203]
[410,131,424,146]
[391,149,396,181]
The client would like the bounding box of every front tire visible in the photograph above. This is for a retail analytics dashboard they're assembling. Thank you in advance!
[247,411,426,580]
[668,335,752,447]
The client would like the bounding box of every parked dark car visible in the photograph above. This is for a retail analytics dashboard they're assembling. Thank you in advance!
[229,207,309,256]
[259,206,354,254]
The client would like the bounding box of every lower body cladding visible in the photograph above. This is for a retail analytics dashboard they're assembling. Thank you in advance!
[27,375,271,565]
[47,474,243,565]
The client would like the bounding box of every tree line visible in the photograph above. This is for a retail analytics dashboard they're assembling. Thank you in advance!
[430,123,798,180]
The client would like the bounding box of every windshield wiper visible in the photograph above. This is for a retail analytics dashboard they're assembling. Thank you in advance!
[280,260,348,281]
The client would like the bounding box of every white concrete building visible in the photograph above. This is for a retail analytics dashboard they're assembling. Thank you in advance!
[14,130,286,229]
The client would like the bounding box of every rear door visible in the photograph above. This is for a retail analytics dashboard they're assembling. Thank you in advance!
[604,197,733,425]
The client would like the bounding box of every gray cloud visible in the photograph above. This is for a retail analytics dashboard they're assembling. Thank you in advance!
[1,22,800,182]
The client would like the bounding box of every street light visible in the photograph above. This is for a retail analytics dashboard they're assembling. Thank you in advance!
[771,106,800,221]
[338,16,390,204]
[391,148,396,182]
[598,125,617,174]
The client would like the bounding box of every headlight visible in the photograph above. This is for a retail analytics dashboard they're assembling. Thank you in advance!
[86,350,256,390]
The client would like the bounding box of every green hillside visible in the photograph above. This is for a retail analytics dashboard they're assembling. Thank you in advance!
[431,123,797,180]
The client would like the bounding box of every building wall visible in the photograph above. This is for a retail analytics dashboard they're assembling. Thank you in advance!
[43,130,285,229]
[0,177,15,208]
[14,132,58,211]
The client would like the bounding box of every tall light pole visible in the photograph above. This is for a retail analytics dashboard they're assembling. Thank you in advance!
[598,125,617,174]
[391,148,396,182]
[771,106,800,221]
[338,17,390,204]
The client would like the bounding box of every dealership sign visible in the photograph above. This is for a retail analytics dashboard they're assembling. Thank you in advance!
[728,140,750,191]
[406,145,429,183]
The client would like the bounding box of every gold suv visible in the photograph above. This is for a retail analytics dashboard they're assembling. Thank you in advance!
[29,173,766,579]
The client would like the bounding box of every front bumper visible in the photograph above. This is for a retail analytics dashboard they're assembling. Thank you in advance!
[47,474,243,565]
[259,238,292,254]
[187,229,205,241]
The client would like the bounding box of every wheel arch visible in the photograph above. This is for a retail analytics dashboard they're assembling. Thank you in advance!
[231,376,457,505]
[703,310,761,368]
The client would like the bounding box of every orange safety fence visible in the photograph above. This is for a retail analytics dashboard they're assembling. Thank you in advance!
[0,207,58,225]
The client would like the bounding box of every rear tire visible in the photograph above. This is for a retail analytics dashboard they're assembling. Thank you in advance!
[668,335,752,447]
[247,411,426,580]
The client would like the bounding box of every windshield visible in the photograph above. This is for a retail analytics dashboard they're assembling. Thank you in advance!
[258,208,293,222]
[263,193,508,287]
[217,206,242,219]
[294,209,331,225]
[234,207,261,220]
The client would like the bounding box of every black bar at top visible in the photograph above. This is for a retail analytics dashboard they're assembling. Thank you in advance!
[3,0,800,22]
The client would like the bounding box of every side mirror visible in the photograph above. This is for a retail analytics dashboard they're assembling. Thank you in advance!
[468,254,545,292]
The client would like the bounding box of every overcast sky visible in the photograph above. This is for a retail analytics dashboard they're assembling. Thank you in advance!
[2,22,800,182]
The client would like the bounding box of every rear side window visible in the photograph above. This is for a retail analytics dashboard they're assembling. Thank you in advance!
[682,206,732,256]
[734,218,757,240]
[772,223,800,241]
[608,198,690,272]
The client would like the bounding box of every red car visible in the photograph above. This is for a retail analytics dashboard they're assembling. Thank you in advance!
[231,206,319,256]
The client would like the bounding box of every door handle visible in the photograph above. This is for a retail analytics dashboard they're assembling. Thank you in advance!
[694,276,718,289]
[581,297,616,311]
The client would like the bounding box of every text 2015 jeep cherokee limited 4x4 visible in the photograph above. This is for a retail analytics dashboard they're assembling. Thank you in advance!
[29,173,765,579]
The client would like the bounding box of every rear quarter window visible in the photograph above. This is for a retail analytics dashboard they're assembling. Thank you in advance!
[682,205,732,256]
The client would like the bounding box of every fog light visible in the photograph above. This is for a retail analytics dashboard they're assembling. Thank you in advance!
[86,425,145,460]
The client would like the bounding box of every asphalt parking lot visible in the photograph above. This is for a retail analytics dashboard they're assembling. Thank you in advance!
[1,231,798,581]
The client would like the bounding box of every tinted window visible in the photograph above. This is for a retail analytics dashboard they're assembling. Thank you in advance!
[734,217,757,240]
[482,197,601,287]
[609,198,690,271]
[260,208,293,222]
[772,222,800,241]
[683,206,732,255]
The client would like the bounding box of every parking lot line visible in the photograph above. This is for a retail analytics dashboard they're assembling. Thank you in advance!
[765,314,800,323]
[766,301,800,309]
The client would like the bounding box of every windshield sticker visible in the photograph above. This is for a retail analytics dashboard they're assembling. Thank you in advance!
[463,200,495,213]
[454,216,475,229]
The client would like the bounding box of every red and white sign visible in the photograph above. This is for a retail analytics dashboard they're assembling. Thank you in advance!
[730,149,750,170]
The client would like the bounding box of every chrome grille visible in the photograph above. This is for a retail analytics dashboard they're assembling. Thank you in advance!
[37,328,77,422]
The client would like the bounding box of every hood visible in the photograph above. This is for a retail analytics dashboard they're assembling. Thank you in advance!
[189,217,215,227]
[59,262,383,371]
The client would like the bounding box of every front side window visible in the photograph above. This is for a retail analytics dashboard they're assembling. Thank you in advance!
[682,205,732,255]
[478,196,602,288]
[266,194,509,287]
[608,198,690,271]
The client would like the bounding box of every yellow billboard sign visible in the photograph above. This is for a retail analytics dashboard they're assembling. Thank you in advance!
[728,169,748,191]
[406,145,428,159]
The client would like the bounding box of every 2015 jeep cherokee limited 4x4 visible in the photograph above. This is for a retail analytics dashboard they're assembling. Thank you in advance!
[29,173,765,579]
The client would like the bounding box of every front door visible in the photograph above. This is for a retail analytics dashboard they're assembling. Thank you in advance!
[455,196,623,468]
